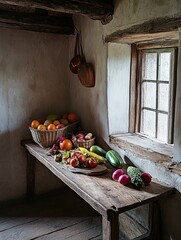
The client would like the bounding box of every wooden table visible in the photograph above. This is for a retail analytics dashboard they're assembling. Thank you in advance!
[22,140,173,240]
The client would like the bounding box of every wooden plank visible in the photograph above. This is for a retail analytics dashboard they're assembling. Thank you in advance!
[0,217,89,240]
[129,44,137,132]
[26,153,35,200]
[105,13,181,43]
[0,9,74,34]
[110,133,173,163]
[36,217,102,240]
[0,0,114,22]
[102,212,119,240]
[118,213,148,239]
[22,140,173,218]
[0,217,39,232]
[137,40,178,50]
[0,193,151,240]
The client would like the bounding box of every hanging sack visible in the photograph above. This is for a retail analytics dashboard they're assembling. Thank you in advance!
[77,36,95,87]
[69,33,82,74]
[78,62,95,87]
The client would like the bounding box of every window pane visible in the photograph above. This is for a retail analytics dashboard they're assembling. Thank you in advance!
[141,110,156,138]
[142,82,156,109]
[158,52,171,81]
[157,113,168,142]
[158,83,169,112]
[142,53,157,80]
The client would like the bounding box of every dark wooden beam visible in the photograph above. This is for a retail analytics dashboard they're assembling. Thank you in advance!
[0,0,114,23]
[105,14,181,43]
[0,9,74,34]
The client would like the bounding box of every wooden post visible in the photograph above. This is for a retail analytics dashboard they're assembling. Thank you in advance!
[26,152,35,201]
[102,211,119,240]
[142,201,161,240]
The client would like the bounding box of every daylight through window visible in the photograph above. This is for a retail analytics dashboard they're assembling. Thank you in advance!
[137,48,177,143]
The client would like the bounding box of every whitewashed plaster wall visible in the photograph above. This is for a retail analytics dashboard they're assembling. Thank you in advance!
[0,28,69,201]
[173,28,181,163]
[107,43,130,135]
[68,18,109,144]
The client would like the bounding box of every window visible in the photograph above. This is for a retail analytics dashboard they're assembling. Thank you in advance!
[134,47,177,144]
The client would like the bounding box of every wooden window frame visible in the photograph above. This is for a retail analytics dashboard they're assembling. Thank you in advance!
[129,43,178,144]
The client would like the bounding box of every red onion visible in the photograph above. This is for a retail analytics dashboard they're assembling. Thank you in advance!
[141,172,152,184]
[118,174,131,185]
[112,169,125,181]
[56,136,66,143]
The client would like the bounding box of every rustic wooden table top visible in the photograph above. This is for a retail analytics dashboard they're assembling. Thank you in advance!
[22,140,173,218]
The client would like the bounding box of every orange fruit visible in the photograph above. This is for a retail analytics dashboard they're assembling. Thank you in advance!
[47,124,56,130]
[37,124,46,131]
[53,120,60,126]
[67,113,78,123]
[31,120,40,129]
[60,139,73,151]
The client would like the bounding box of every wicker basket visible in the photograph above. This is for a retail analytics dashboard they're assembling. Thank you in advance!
[72,137,95,149]
[29,121,79,148]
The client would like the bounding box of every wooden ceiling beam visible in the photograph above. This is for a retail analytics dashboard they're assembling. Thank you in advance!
[0,10,74,34]
[0,0,114,23]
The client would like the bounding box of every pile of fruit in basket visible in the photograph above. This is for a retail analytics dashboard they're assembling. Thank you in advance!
[30,113,78,130]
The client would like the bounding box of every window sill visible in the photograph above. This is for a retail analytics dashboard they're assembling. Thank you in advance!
[110,133,181,176]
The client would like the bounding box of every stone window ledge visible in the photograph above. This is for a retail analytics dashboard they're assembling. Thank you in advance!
[110,133,181,176]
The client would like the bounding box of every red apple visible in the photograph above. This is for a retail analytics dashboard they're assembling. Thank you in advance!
[56,124,65,129]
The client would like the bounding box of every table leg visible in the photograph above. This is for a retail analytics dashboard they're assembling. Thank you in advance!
[26,152,35,200]
[142,201,160,240]
[102,211,119,240]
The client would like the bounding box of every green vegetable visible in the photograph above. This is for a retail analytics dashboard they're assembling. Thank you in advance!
[127,166,143,189]
[90,145,107,157]
[106,150,124,168]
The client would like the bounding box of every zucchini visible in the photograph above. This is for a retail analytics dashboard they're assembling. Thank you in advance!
[106,150,124,168]
[90,145,107,157]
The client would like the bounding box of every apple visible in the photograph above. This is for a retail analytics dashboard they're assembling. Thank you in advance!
[60,118,69,126]
[44,119,52,127]
[56,124,65,129]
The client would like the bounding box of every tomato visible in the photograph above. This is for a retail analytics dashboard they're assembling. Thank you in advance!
[71,151,80,159]
[67,113,78,123]
[78,154,87,164]
[70,158,79,167]
[87,158,98,168]
[60,139,73,151]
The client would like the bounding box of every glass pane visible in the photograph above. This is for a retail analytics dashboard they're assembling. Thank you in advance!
[158,83,169,112]
[141,110,156,138]
[142,53,157,80]
[158,52,171,81]
[142,82,156,109]
[157,113,168,142]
